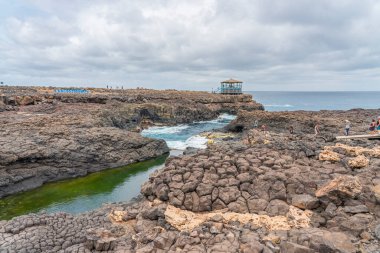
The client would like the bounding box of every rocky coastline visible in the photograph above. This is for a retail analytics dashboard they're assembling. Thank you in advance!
[0,86,263,198]
[1,88,380,252]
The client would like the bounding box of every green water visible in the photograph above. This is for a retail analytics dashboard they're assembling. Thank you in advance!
[0,155,168,220]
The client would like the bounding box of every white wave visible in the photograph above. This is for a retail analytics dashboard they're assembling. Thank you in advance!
[264,104,294,108]
[218,113,237,121]
[166,135,208,150]
[166,141,187,150]
[142,114,235,151]
[197,113,237,124]
[141,124,189,135]
[185,135,208,149]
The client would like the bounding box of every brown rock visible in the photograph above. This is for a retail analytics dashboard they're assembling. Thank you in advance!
[198,195,212,211]
[372,184,380,203]
[339,214,373,236]
[343,205,368,214]
[218,186,241,205]
[315,175,362,201]
[319,150,341,162]
[237,172,251,183]
[85,228,116,251]
[280,242,314,253]
[240,240,264,253]
[153,231,177,250]
[265,199,289,216]
[348,155,369,168]
[269,180,287,200]
[183,193,193,210]
[306,229,356,253]
[227,197,249,213]
[291,194,319,210]
[212,198,227,210]
[191,191,200,212]
[247,198,269,213]
[156,184,170,201]
[324,203,337,217]
[16,96,35,106]
[196,183,214,196]
[168,190,185,207]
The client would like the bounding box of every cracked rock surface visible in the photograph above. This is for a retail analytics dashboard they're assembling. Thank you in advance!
[0,87,263,197]
[1,90,379,252]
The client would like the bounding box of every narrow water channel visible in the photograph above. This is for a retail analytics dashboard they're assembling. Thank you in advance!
[0,114,235,220]
[0,156,167,220]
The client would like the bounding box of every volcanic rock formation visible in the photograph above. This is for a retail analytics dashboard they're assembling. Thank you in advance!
[0,86,263,197]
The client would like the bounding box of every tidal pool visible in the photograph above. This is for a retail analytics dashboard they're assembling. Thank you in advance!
[0,155,168,220]
[0,115,235,221]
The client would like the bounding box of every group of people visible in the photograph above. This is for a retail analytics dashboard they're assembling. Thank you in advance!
[313,117,380,137]
[369,117,380,132]
[259,117,380,137]
[343,117,380,136]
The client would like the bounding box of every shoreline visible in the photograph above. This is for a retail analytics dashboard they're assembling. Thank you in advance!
[1,111,379,251]
[1,87,379,252]
[0,86,263,198]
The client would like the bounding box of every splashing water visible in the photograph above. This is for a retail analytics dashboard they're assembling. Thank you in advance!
[142,114,236,150]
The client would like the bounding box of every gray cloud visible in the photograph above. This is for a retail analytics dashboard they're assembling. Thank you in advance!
[0,0,380,90]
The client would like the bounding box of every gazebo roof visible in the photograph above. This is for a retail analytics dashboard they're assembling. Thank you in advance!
[221,78,243,83]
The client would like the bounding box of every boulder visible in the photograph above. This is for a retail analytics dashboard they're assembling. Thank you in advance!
[347,155,369,169]
[308,230,356,253]
[265,199,289,216]
[339,214,373,236]
[315,175,362,201]
[227,197,249,213]
[343,205,369,214]
[240,240,264,253]
[142,205,166,220]
[280,242,314,253]
[291,194,319,210]
[319,150,340,162]
[156,184,170,201]
[85,228,116,251]
[218,186,241,205]
[247,198,269,213]
[16,96,35,106]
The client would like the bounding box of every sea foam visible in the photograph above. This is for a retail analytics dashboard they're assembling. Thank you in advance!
[141,124,189,135]
[142,114,235,150]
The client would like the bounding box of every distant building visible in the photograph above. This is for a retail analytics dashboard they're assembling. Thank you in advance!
[219,78,243,95]
[55,89,89,94]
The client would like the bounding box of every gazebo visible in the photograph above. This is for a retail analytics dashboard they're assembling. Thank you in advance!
[220,78,243,95]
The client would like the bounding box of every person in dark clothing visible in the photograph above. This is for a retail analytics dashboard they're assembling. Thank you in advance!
[369,119,376,131]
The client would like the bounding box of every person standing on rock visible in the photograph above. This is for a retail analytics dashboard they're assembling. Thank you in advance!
[314,123,320,136]
[344,120,351,136]
[369,119,376,132]
[261,124,267,134]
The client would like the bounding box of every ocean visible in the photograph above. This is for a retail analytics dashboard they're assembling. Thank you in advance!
[143,92,380,150]
[249,91,380,111]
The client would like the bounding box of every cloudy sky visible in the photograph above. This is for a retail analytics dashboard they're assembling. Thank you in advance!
[0,0,380,91]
